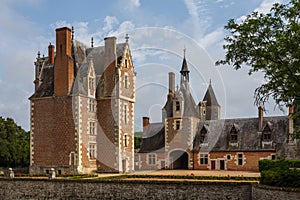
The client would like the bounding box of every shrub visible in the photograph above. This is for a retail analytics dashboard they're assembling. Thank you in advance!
[259,159,300,188]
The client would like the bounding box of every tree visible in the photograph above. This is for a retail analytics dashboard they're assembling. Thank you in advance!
[0,117,30,168]
[216,0,300,121]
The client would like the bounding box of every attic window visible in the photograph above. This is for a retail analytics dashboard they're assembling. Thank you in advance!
[230,125,238,142]
[200,126,208,143]
[262,124,272,141]
[175,101,180,111]
[89,77,95,91]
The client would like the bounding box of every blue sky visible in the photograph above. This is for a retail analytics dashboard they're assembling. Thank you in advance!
[0,0,289,131]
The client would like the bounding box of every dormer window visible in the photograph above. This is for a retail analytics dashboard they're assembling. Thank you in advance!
[200,125,208,143]
[175,101,180,111]
[230,124,239,142]
[262,123,272,141]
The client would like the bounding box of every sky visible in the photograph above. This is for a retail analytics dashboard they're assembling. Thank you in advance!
[0,0,290,131]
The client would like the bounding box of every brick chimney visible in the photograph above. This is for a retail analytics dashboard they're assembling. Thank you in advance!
[54,27,74,96]
[142,117,149,133]
[104,36,117,69]
[48,43,55,64]
[288,104,294,134]
[169,72,175,96]
[258,106,264,130]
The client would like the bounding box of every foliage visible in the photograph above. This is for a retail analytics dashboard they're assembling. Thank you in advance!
[216,0,300,117]
[259,159,300,188]
[0,117,30,167]
[134,132,143,149]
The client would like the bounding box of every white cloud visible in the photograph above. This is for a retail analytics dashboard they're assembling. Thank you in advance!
[103,16,119,32]
[130,0,140,7]
[237,0,284,23]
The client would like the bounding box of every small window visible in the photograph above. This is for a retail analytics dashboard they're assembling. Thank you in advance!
[124,105,128,124]
[89,77,95,90]
[88,99,95,112]
[200,154,208,165]
[175,120,180,130]
[148,154,156,165]
[262,124,272,141]
[271,155,276,160]
[124,135,129,147]
[46,169,49,174]
[57,170,62,175]
[230,125,238,142]
[89,121,96,135]
[227,155,231,160]
[238,153,243,165]
[175,101,180,111]
[89,143,96,159]
[125,59,128,68]
[124,75,128,88]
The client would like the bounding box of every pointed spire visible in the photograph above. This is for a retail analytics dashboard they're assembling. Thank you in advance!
[203,81,220,106]
[91,37,94,47]
[180,47,189,83]
[71,26,74,41]
[125,34,129,43]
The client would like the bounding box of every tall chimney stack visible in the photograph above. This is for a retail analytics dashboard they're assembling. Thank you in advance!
[48,43,55,64]
[258,106,264,130]
[168,72,175,95]
[54,27,74,96]
[288,104,294,135]
[104,36,117,69]
[142,117,150,133]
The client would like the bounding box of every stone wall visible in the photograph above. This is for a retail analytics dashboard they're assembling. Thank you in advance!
[0,178,299,199]
[252,184,300,200]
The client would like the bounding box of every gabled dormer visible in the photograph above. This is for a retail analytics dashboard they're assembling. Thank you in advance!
[173,88,184,118]
[87,57,96,97]
[229,123,239,147]
[262,122,272,142]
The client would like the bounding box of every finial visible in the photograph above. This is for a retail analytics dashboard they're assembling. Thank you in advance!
[91,37,94,47]
[71,26,74,41]
[183,45,186,58]
[209,79,212,85]
[37,51,40,58]
[125,34,129,43]
[49,42,51,46]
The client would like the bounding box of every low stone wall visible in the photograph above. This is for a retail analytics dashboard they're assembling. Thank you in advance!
[252,184,300,200]
[0,178,299,199]
[0,178,252,200]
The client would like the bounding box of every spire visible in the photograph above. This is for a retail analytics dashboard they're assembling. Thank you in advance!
[180,47,189,83]
[125,34,129,43]
[71,26,74,41]
[203,81,220,106]
[91,37,94,47]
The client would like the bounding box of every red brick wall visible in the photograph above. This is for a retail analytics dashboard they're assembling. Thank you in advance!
[31,96,76,168]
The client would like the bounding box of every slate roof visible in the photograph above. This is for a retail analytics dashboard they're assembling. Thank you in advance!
[180,57,189,73]
[139,123,165,153]
[203,83,220,106]
[31,40,127,98]
[180,83,199,117]
[192,116,288,155]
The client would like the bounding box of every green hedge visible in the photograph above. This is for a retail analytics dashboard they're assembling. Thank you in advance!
[259,159,300,188]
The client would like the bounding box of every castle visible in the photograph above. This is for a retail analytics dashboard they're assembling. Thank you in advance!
[135,51,299,171]
[30,27,298,174]
[29,27,135,174]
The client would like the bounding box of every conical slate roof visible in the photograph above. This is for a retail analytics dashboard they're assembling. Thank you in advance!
[180,57,189,73]
[203,83,220,106]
